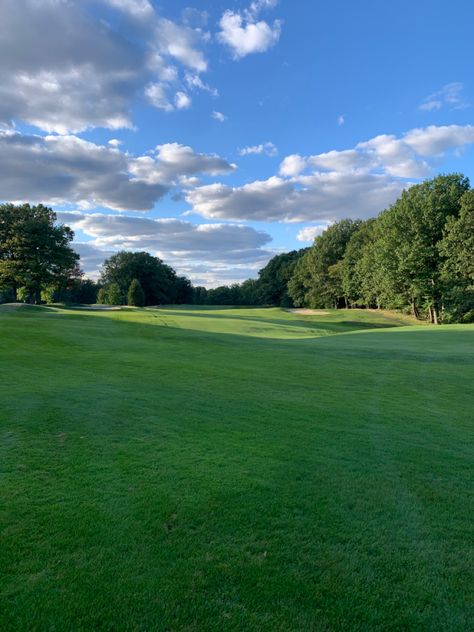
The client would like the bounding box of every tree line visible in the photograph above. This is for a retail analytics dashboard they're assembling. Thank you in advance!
[0,204,193,307]
[1,173,473,322]
[191,174,474,324]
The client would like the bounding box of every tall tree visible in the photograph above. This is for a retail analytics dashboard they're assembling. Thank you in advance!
[375,174,469,322]
[258,249,308,306]
[100,251,177,305]
[127,279,145,307]
[439,190,474,322]
[290,220,362,308]
[341,219,379,308]
[0,203,79,303]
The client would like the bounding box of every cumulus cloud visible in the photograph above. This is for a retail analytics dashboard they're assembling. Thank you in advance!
[218,0,281,59]
[279,154,307,177]
[186,173,405,223]
[58,212,274,283]
[0,131,235,211]
[186,125,474,222]
[145,83,174,111]
[419,82,469,112]
[0,0,210,133]
[239,142,278,156]
[174,91,192,109]
[296,225,330,242]
[154,17,208,73]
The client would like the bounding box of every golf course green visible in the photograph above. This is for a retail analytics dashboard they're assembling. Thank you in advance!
[1,305,473,631]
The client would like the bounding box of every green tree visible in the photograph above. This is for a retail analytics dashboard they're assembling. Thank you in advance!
[290,220,362,308]
[97,287,107,305]
[127,279,145,307]
[375,174,469,322]
[193,286,208,305]
[341,219,379,307]
[439,190,474,321]
[106,282,123,306]
[0,203,80,303]
[258,249,308,306]
[100,251,178,306]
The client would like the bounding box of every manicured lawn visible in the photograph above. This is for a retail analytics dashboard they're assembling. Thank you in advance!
[1,305,473,631]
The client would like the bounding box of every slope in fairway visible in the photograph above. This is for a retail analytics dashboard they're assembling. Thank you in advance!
[1,306,473,631]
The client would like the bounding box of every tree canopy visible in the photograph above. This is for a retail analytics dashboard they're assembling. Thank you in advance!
[205,174,473,323]
[0,203,79,303]
[99,251,192,306]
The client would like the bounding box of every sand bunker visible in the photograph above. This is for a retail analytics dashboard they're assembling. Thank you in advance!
[73,305,128,311]
[286,308,330,315]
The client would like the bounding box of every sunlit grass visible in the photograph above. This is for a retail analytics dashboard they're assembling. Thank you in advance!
[1,306,473,631]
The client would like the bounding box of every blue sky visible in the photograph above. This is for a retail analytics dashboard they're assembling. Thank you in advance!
[1,0,473,286]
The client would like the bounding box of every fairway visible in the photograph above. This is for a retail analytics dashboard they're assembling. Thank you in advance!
[1,306,473,631]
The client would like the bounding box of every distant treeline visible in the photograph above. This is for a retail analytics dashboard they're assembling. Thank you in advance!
[195,174,474,324]
[1,173,473,323]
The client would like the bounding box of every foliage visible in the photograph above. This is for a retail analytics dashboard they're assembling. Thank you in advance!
[257,250,308,306]
[39,278,99,305]
[100,251,191,306]
[289,220,362,308]
[0,203,80,303]
[373,174,469,322]
[285,174,473,322]
[195,253,308,307]
[439,190,474,322]
[97,287,108,305]
[106,282,123,305]
[127,278,145,307]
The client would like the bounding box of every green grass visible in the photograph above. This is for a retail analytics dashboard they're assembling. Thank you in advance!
[1,305,473,631]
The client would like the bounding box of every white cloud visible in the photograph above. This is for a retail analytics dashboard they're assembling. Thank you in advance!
[186,124,474,223]
[419,82,469,112]
[0,0,210,133]
[175,91,192,109]
[218,1,282,59]
[403,124,474,155]
[186,173,405,223]
[338,114,345,126]
[296,225,329,242]
[212,111,227,122]
[145,82,174,111]
[108,139,123,148]
[239,142,278,156]
[58,212,274,284]
[0,131,235,212]
[279,154,307,177]
[104,0,154,19]
[154,17,208,72]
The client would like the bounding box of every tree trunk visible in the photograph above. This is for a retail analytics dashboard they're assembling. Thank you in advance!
[411,298,419,319]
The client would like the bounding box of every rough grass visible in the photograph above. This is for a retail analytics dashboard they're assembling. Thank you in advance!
[1,306,473,631]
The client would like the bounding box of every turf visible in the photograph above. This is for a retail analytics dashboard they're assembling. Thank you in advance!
[1,305,473,631]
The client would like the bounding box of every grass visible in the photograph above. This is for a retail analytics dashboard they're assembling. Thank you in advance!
[1,305,473,631]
